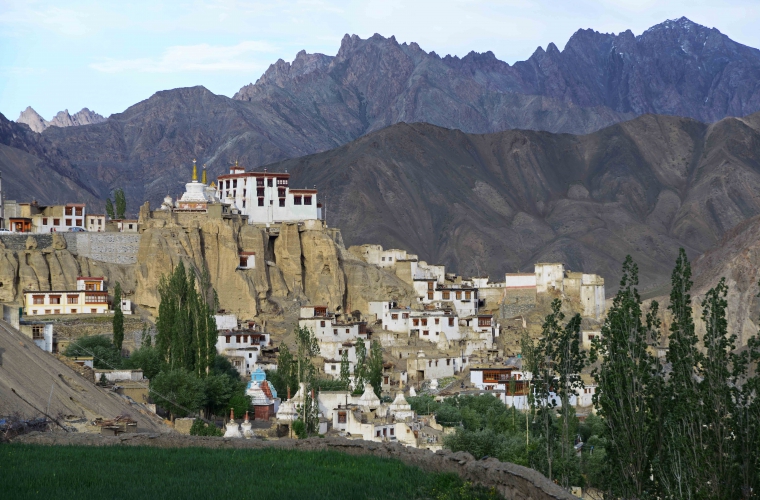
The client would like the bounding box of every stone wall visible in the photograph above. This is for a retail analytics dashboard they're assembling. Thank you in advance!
[67,233,141,265]
[13,433,576,500]
[0,233,140,264]
[499,288,537,319]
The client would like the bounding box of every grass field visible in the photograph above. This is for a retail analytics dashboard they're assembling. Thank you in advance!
[0,444,501,500]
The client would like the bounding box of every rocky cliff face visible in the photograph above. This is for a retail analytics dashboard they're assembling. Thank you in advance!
[131,216,415,329]
[16,107,106,133]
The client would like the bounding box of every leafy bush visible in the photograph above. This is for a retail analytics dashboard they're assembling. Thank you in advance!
[122,344,162,380]
[64,335,122,369]
[150,369,205,419]
[189,418,223,437]
[292,419,306,439]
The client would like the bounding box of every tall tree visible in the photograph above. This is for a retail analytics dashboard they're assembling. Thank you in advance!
[155,261,218,377]
[339,348,350,390]
[367,340,384,397]
[354,339,367,394]
[105,198,115,219]
[657,248,704,499]
[112,282,124,352]
[114,188,127,219]
[294,325,320,387]
[591,256,661,499]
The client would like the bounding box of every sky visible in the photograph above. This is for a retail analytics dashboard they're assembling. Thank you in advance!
[1,0,759,120]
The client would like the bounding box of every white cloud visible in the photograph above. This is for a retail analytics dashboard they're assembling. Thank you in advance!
[90,41,278,73]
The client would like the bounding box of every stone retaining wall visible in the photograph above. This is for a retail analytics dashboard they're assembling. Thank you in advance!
[0,233,140,265]
[13,433,576,500]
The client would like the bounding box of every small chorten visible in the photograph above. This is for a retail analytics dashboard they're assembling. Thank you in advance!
[223,408,242,438]
[241,411,253,439]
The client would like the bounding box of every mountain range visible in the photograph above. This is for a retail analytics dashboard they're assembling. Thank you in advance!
[3,17,760,287]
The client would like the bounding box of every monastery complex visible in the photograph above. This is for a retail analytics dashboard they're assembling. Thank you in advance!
[0,160,606,448]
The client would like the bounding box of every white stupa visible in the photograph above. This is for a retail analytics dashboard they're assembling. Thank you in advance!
[358,384,381,411]
[389,392,415,420]
[223,408,242,438]
[176,160,221,209]
[241,411,253,439]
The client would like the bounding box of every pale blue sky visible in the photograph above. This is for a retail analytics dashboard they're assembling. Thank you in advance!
[1,0,758,120]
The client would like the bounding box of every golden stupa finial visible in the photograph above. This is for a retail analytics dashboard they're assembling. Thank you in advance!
[235,159,238,167]
[192,159,198,182]
[202,164,207,184]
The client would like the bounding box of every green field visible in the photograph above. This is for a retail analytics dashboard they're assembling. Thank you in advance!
[0,444,501,500]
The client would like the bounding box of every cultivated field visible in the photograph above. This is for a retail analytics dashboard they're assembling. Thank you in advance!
[0,444,500,500]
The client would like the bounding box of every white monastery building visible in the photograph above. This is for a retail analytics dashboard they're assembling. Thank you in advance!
[217,163,323,225]
[24,277,109,316]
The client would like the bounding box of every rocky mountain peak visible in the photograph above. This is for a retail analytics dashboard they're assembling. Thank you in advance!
[17,106,48,133]
[16,106,106,133]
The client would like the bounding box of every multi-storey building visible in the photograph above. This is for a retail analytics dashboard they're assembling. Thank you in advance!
[6,202,87,233]
[24,277,109,315]
[216,164,322,224]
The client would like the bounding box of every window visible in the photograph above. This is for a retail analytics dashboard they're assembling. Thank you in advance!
[242,200,246,208]
[345,329,349,334]
[243,335,249,343]
[65,207,73,216]
[449,318,455,327]
[45,310,51,315]
[278,188,286,197]
[320,321,325,328]
[447,359,451,365]
[85,294,107,303]
[279,198,285,207]
[304,196,312,205]
[390,428,394,436]
[333,329,338,335]
[49,296,61,305]
[66,219,72,226]
[456,291,462,300]
[258,198,264,207]
[71,309,77,314]
[53,218,60,226]
[465,291,471,299]
[427,282,433,290]
[233,180,237,188]
[128,224,133,229]
[32,325,44,339]
[256,178,264,187]
[421,319,428,326]
[257,188,264,197]
[243,189,246,197]
[427,292,433,300]
[277,178,288,186]
[331,365,336,371]
[391,314,398,320]
[402,313,409,319]
[478,317,491,327]
[98,219,102,225]
[338,412,347,424]
[381,257,385,261]
[42,218,48,225]
[75,208,83,216]
[33,295,45,305]
[54,309,60,314]
[435,318,439,325]
[85,283,98,291]
[67,295,78,304]
[90,308,97,314]
[76,219,82,226]
[233,190,236,198]
[413,319,419,326]
[267,178,273,187]
[376,430,381,437]
[236,335,241,343]
[294,196,302,205]
[225,180,231,189]
[225,335,231,343]
[423,330,429,336]
[442,291,450,300]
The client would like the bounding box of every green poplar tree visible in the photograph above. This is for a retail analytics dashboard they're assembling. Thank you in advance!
[105,198,115,219]
[354,339,367,394]
[339,349,350,390]
[112,282,124,352]
[591,256,661,499]
[294,325,320,387]
[114,188,127,219]
[367,340,384,397]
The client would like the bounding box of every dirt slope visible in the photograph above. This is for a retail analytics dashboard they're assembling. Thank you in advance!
[0,320,168,432]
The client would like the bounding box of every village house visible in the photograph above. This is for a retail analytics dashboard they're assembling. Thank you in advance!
[24,277,109,316]
[407,351,459,383]
[298,305,368,344]
[214,317,271,376]
[5,201,87,233]
[216,163,323,225]
[322,341,360,377]
[85,214,106,232]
